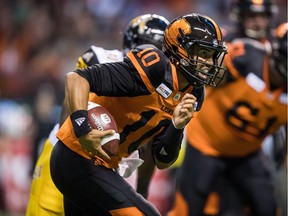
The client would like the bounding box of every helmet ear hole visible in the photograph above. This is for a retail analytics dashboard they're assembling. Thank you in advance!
[180,59,189,66]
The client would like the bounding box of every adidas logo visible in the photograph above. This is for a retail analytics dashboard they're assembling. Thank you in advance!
[159,147,168,156]
[75,117,86,126]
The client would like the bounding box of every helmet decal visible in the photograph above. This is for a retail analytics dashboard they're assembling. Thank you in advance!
[202,15,223,42]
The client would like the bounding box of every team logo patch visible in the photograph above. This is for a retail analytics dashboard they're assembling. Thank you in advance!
[156,83,172,99]
[173,93,181,101]
[159,147,168,155]
[75,117,85,126]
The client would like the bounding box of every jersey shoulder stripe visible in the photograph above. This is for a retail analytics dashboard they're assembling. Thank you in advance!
[127,45,176,92]
[127,49,154,93]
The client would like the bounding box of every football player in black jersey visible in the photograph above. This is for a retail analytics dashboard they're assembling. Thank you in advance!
[50,13,227,216]
[26,14,169,216]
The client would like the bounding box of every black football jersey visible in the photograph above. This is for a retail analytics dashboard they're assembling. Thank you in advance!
[57,45,204,165]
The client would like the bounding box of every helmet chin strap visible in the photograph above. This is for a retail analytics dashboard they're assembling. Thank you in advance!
[177,61,204,89]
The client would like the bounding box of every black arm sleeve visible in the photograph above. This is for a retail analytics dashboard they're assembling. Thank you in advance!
[151,122,184,164]
[75,60,149,96]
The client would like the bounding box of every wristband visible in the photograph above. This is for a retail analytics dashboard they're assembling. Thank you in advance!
[70,110,92,138]
[153,123,184,164]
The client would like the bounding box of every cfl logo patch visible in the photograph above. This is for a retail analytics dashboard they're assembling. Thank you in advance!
[156,83,172,99]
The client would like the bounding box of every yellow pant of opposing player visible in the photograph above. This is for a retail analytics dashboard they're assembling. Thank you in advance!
[26,139,64,216]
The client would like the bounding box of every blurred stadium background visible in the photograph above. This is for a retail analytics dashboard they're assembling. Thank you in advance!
[0,0,286,215]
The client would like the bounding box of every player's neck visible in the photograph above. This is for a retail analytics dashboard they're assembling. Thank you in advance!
[177,72,190,91]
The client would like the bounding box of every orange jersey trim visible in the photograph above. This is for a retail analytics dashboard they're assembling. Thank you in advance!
[127,50,154,93]
[110,206,145,216]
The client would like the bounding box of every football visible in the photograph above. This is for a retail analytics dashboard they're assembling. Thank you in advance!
[87,102,120,156]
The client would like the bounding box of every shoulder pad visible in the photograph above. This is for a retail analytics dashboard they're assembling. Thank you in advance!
[226,38,269,78]
[76,46,99,69]
[127,45,173,90]
[91,46,123,63]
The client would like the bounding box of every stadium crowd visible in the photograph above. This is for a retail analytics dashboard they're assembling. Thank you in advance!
[0,0,286,215]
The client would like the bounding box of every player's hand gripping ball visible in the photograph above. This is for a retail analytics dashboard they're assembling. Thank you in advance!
[87,102,120,156]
